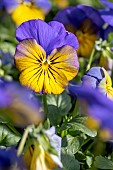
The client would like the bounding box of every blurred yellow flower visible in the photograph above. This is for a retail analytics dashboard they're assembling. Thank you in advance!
[12,2,44,25]
[55,0,69,9]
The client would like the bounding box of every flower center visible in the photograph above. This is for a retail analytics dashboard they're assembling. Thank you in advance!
[42,60,49,70]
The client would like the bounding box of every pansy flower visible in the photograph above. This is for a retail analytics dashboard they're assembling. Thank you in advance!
[3,0,51,25]
[0,80,44,127]
[68,84,113,139]
[82,67,113,99]
[24,126,62,170]
[14,19,79,94]
[54,5,104,57]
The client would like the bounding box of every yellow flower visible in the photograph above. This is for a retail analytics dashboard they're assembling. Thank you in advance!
[11,2,44,25]
[15,39,79,94]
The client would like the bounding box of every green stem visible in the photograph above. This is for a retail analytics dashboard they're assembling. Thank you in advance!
[72,100,78,117]
[86,47,95,71]
[17,125,32,156]
[42,94,48,116]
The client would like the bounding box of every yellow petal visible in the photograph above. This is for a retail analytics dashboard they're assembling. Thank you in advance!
[48,45,79,81]
[99,68,113,99]
[15,39,46,92]
[11,3,44,25]
[24,144,58,170]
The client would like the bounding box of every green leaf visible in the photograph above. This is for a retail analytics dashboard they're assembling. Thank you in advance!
[61,148,80,170]
[61,116,97,137]
[0,123,20,147]
[47,91,72,125]
[48,105,61,126]
[47,91,72,116]
[108,32,113,43]
[62,135,83,154]
[94,156,113,169]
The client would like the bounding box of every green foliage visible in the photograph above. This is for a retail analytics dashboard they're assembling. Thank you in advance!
[47,91,72,125]
[62,134,83,154]
[0,123,20,147]
[94,156,113,169]
[61,116,97,137]
[55,149,80,170]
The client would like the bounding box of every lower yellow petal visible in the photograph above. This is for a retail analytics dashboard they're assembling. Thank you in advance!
[48,45,79,81]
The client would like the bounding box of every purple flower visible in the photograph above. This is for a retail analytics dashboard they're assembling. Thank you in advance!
[68,84,113,137]
[0,148,25,170]
[0,80,44,127]
[54,5,104,57]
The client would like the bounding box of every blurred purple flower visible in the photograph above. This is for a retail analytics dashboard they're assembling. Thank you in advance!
[0,80,44,127]
[0,148,25,170]
[68,84,113,137]
[54,5,104,57]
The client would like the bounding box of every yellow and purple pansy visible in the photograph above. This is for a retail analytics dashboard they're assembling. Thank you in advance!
[54,5,105,58]
[14,19,79,94]
[82,67,113,99]
[3,0,51,25]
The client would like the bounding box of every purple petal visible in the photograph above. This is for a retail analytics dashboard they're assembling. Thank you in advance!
[16,19,79,55]
[100,0,113,9]
[54,5,104,29]
[34,0,51,11]
[3,0,19,13]
[0,88,11,107]
[100,10,113,26]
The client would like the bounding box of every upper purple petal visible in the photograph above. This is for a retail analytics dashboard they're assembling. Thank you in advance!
[82,67,104,88]
[16,19,79,55]
[54,5,104,29]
